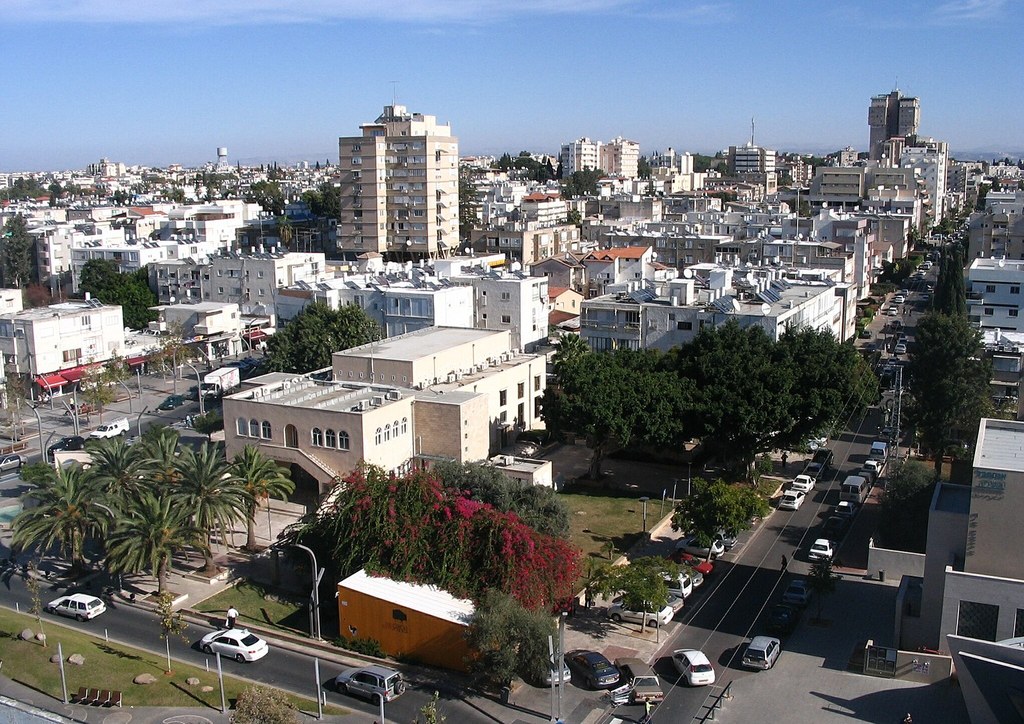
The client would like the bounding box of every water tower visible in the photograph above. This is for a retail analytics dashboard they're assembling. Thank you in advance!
[216,146,228,168]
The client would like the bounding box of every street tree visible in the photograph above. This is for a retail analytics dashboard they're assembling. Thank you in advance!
[139,426,184,492]
[245,180,285,216]
[906,312,991,471]
[465,589,556,688]
[232,445,295,550]
[593,556,675,628]
[671,477,769,554]
[107,492,205,593]
[878,460,935,552]
[264,302,381,374]
[89,436,148,506]
[78,366,117,422]
[155,590,188,674]
[231,685,297,724]
[25,562,46,646]
[78,260,158,329]
[1,214,35,289]
[458,170,481,241]
[933,245,967,317]
[807,558,841,622]
[174,443,250,573]
[12,465,108,572]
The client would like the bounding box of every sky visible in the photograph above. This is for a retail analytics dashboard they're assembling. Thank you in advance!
[2,0,1022,171]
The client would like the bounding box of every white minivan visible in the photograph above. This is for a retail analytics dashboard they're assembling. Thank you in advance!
[89,418,130,439]
[839,475,870,504]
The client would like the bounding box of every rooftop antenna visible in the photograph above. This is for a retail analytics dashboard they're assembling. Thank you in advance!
[390,80,398,106]
[894,75,899,92]
[750,117,755,146]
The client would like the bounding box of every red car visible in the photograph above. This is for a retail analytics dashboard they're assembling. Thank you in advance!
[665,549,714,575]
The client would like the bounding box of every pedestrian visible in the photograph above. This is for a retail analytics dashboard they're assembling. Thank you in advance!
[781,554,788,572]
[781,452,789,469]
[226,606,239,629]
[639,699,653,723]
[903,714,913,724]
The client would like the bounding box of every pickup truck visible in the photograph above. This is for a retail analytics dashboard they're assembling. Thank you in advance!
[89,418,130,439]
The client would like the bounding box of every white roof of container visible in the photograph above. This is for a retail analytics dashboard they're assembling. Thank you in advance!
[338,569,475,626]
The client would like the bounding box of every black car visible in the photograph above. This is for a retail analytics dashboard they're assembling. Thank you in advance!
[157,394,185,411]
[47,435,86,461]
[565,650,621,689]
[765,603,801,635]
[822,515,851,539]
[806,448,834,476]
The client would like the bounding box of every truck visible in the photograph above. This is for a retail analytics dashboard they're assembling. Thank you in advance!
[201,366,240,398]
[89,418,130,439]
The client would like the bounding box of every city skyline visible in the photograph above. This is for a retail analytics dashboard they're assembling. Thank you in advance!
[2,0,1022,171]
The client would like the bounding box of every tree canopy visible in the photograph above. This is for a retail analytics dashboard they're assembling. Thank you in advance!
[78,259,158,329]
[301,182,340,220]
[466,589,556,688]
[264,302,381,373]
[933,244,967,317]
[1,214,35,289]
[561,168,605,198]
[494,152,556,183]
[671,477,769,548]
[245,180,285,216]
[878,460,934,552]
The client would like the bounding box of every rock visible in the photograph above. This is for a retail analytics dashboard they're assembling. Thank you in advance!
[50,654,62,663]
[134,673,158,685]
[186,677,200,686]
[36,633,46,644]
[68,653,85,666]
[200,685,214,693]
[19,628,34,641]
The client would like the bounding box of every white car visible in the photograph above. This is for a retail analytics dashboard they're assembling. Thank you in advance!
[893,295,906,304]
[778,490,806,511]
[885,306,899,316]
[894,343,907,355]
[808,538,835,561]
[790,474,815,493]
[46,593,106,621]
[677,536,725,559]
[199,628,269,662]
[607,599,675,628]
[672,649,716,686]
[664,573,693,601]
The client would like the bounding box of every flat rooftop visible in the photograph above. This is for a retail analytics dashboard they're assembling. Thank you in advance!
[340,327,503,361]
[974,418,1024,473]
[338,569,474,626]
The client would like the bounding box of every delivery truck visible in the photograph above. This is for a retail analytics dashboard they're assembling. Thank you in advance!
[201,366,240,397]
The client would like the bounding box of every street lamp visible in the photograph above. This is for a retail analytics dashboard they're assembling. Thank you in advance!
[639,496,650,535]
[182,362,204,416]
[136,406,149,438]
[27,403,44,461]
[289,544,323,640]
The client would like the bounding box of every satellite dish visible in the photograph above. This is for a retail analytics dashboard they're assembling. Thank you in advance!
[999,258,1006,268]
[683,268,694,279]
[761,303,771,316]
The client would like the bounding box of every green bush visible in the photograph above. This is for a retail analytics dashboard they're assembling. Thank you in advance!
[332,636,384,658]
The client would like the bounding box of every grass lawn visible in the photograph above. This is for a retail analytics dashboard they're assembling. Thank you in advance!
[193,581,308,635]
[560,488,650,560]
[0,607,347,715]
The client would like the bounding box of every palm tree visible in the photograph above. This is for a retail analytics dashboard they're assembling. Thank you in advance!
[174,442,250,573]
[139,427,183,493]
[107,492,204,593]
[232,445,295,550]
[88,436,147,509]
[12,465,109,571]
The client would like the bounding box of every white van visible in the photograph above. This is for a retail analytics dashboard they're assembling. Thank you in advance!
[839,475,870,504]
[89,418,130,439]
[869,441,889,461]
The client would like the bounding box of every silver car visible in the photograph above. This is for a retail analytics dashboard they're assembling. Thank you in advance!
[335,665,406,703]
[0,454,24,472]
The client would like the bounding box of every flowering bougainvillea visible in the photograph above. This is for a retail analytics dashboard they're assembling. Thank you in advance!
[309,463,580,610]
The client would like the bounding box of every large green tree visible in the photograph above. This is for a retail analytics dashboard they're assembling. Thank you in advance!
[78,259,158,329]
[301,182,340,220]
[561,168,605,198]
[265,302,382,373]
[1,214,35,288]
[933,245,967,317]
[906,312,991,470]
[245,180,285,216]
[458,170,481,242]
[88,436,148,507]
[671,477,769,553]
[878,460,935,552]
[592,556,676,622]
[465,589,556,687]
[232,445,295,550]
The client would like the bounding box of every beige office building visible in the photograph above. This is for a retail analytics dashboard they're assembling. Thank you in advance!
[337,105,459,261]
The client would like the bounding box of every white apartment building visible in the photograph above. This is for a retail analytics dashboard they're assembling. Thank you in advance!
[448,270,550,352]
[148,301,243,359]
[337,105,459,261]
[0,299,125,394]
[582,247,656,297]
[966,258,1024,332]
[559,138,602,177]
[901,140,949,224]
[599,137,640,179]
[159,201,262,244]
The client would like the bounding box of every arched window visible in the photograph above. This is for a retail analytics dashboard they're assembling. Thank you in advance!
[393,419,400,434]
[261,421,272,439]
[384,423,391,441]
[401,417,408,434]
[375,427,382,445]
[338,431,350,451]
[325,429,336,448]
[249,419,259,437]
[237,418,247,436]
[312,427,323,446]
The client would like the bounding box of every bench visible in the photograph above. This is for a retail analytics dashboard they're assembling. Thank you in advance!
[70,687,122,707]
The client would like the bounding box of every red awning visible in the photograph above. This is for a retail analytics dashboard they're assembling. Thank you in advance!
[244,329,268,342]
[126,355,148,367]
[36,373,69,390]
[60,366,89,383]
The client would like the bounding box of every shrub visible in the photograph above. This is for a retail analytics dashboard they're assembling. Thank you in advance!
[231,685,296,724]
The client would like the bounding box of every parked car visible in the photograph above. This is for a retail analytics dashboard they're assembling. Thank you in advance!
[790,474,815,493]
[666,549,714,575]
[543,659,573,687]
[157,394,186,411]
[334,665,406,703]
[687,569,705,589]
[0,453,25,472]
[894,342,908,355]
[672,648,716,686]
[46,593,106,621]
[677,536,725,559]
[663,573,693,601]
[782,579,812,607]
[822,515,851,539]
[808,538,835,561]
[607,598,675,628]
[199,628,269,662]
[565,650,620,689]
[806,448,834,476]
[715,530,738,551]
[89,418,130,439]
[893,295,906,304]
[834,501,859,519]
[47,435,86,461]
[615,657,664,703]
[742,636,782,670]
[765,603,802,635]
[778,490,806,511]
[858,329,872,339]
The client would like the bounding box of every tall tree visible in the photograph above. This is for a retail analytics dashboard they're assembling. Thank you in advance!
[232,445,295,550]
[458,171,480,242]
[89,436,148,507]
[807,558,841,622]
[12,465,108,571]
[78,260,158,329]
[265,302,381,374]
[671,477,769,554]
[245,180,285,216]
[140,426,185,493]
[1,214,35,288]
[906,312,991,471]
[933,245,967,317]
[465,589,556,687]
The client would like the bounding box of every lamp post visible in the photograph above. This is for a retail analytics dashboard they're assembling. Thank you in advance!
[27,403,44,461]
[115,379,133,414]
[136,406,149,438]
[182,362,204,416]
[291,544,323,640]
[639,496,650,536]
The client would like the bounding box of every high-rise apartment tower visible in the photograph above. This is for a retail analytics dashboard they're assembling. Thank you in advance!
[868,89,920,162]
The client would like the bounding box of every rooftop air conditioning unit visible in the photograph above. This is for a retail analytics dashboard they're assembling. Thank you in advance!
[358,399,369,411]
[371,396,384,406]
[502,455,515,465]
[386,390,401,400]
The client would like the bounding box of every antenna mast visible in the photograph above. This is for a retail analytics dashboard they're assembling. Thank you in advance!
[750,117,755,146]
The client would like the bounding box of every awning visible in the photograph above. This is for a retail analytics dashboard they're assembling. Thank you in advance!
[36,373,69,390]
[60,366,92,383]
[244,330,268,342]
[126,355,149,367]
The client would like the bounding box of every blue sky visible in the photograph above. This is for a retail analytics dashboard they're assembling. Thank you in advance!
[2,0,1020,171]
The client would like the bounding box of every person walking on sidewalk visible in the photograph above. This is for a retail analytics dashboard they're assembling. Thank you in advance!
[226,606,239,630]
[781,555,788,572]
[781,452,789,469]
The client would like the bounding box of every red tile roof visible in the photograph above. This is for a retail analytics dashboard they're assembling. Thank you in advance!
[585,247,650,261]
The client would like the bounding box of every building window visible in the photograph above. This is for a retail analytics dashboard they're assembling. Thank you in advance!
[248,419,259,437]
[401,417,408,434]
[1011,309,1019,318]
[261,421,272,439]
[1015,609,1024,637]
[678,321,693,330]
[984,308,994,316]
[499,389,507,406]
[518,382,525,398]
[501,292,511,301]
[957,600,999,641]
[1012,286,1021,295]
[325,429,336,447]
[384,423,392,441]
[338,431,350,451]
[375,427,383,445]
[534,375,541,389]
[236,418,247,436]
[986,285,997,293]
[312,427,323,446]
[501,315,511,324]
